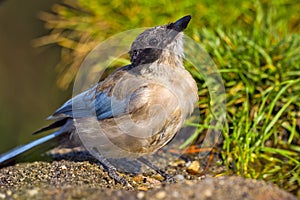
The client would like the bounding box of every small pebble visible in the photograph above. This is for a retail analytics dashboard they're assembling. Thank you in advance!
[186,161,202,175]
[133,175,146,183]
[0,193,5,199]
[169,159,186,167]
[155,191,167,199]
[174,174,186,182]
[27,188,39,197]
[137,191,145,199]
[137,186,148,191]
[60,165,67,170]
[203,189,213,197]
[172,191,179,198]
[152,174,164,181]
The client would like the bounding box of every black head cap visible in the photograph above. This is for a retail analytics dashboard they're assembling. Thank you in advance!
[130,15,191,66]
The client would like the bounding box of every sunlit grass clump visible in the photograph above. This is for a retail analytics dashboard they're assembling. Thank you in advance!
[197,27,300,193]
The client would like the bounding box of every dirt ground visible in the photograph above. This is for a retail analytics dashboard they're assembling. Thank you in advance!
[0,148,297,200]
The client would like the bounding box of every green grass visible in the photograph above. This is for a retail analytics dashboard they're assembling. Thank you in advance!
[192,5,300,193]
[36,0,300,196]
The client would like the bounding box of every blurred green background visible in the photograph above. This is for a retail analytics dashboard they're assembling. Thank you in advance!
[0,0,299,196]
[0,0,70,152]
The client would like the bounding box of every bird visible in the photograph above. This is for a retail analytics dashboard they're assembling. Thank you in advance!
[0,15,198,185]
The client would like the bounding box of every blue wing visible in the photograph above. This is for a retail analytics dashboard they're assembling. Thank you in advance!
[49,64,149,121]
[49,85,114,120]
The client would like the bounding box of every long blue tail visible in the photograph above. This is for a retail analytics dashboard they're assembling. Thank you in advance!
[0,119,72,168]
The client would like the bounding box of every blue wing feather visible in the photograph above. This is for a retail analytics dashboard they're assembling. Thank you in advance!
[50,85,114,120]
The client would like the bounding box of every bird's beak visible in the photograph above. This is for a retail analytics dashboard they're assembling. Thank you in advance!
[171,15,191,32]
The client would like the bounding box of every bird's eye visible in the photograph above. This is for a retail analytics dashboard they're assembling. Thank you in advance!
[130,50,139,60]
[130,50,138,56]
[135,50,140,56]
[149,38,158,46]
